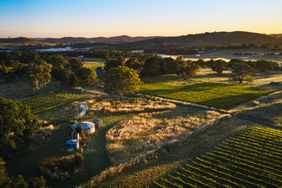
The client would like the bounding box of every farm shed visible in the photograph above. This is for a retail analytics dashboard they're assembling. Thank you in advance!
[66,139,79,152]
[72,121,96,135]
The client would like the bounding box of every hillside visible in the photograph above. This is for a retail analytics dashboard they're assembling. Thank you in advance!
[38,35,160,44]
[117,31,282,48]
[1,32,282,47]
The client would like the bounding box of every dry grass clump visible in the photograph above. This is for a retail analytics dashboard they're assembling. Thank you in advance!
[80,95,176,114]
[106,110,222,165]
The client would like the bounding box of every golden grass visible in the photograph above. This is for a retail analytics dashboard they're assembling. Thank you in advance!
[77,95,176,114]
[106,110,222,165]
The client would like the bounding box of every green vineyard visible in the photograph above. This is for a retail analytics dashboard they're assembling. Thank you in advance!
[23,92,83,113]
[152,126,282,188]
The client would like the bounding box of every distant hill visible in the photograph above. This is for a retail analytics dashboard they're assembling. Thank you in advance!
[0,37,37,44]
[119,31,282,48]
[38,35,160,44]
[1,32,282,47]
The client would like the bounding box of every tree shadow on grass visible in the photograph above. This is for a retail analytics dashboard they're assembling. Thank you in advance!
[198,93,266,109]
[50,115,131,188]
[143,82,229,96]
[239,102,282,126]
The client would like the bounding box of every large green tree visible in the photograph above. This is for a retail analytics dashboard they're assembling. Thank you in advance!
[0,98,39,158]
[141,56,162,77]
[75,67,97,86]
[211,59,228,74]
[27,59,52,92]
[231,62,256,83]
[46,54,68,80]
[177,61,199,80]
[103,66,141,95]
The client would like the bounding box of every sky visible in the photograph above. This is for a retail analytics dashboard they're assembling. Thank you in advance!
[0,0,282,38]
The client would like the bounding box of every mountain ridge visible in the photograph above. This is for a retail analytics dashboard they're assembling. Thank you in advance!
[1,31,282,46]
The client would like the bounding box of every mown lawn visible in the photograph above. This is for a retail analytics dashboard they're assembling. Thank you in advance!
[140,75,272,109]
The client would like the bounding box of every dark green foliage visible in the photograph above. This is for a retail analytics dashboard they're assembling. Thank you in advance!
[46,54,68,80]
[230,61,256,83]
[26,59,52,92]
[160,57,179,74]
[28,176,48,188]
[0,158,47,188]
[0,98,39,158]
[104,66,141,95]
[105,57,126,70]
[124,57,144,73]
[75,67,97,86]
[176,60,199,80]
[210,59,228,74]
[141,56,162,76]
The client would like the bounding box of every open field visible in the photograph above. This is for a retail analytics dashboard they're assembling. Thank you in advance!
[92,117,250,188]
[0,81,61,99]
[1,67,281,188]
[23,92,84,113]
[83,58,105,71]
[233,91,282,127]
[140,74,272,109]
[153,125,282,188]
[106,108,222,165]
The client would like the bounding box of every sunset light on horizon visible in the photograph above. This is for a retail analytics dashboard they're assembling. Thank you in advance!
[1,0,282,38]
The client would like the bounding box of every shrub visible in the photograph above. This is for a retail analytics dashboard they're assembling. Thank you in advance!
[40,153,83,180]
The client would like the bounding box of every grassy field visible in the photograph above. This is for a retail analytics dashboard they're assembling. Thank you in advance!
[22,92,84,113]
[95,117,249,188]
[153,125,282,188]
[83,59,105,71]
[106,107,221,165]
[236,91,282,127]
[140,75,272,109]
[6,92,134,187]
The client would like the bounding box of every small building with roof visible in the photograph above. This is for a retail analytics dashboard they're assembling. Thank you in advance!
[72,121,96,135]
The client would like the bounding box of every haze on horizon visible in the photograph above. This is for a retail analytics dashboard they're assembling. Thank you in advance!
[0,0,282,38]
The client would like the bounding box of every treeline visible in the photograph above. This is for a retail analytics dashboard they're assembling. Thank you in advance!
[1,51,281,92]
[0,52,97,92]
[104,53,281,77]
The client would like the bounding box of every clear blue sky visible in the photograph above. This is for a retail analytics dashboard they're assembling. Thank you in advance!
[0,0,281,37]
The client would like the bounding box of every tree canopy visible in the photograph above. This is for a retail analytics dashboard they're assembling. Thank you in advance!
[27,59,52,92]
[103,66,141,95]
[0,98,40,158]
[231,61,256,83]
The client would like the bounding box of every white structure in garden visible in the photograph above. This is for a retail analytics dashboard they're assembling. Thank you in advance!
[72,121,96,135]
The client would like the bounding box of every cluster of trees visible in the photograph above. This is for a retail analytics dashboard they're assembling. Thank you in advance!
[208,59,281,83]
[46,55,97,88]
[0,98,48,187]
[105,55,200,80]
[0,97,40,158]
[0,52,97,92]
[102,55,200,94]
[0,158,47,188]
[102,52,282,94]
